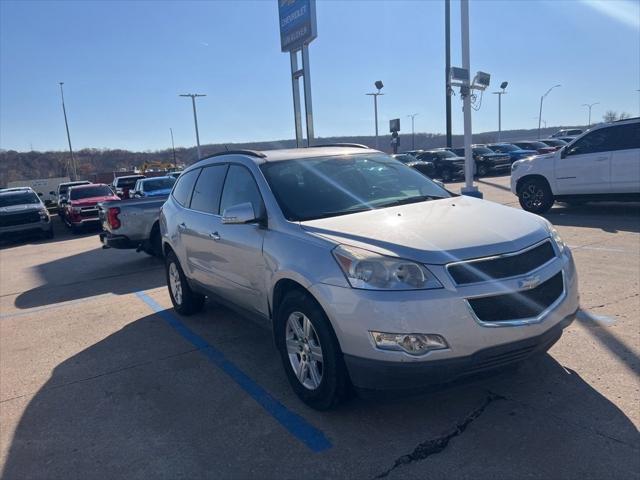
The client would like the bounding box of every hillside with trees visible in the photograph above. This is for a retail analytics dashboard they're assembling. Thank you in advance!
[1,125,581,186]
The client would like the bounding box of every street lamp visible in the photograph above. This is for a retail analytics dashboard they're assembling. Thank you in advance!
[538,84,561,139]
[366,81,384,149]
[179,93,206,159]
[581,102,599,126]
[492,81,508,142]
[407,113,419,150]
[58,82,77,180]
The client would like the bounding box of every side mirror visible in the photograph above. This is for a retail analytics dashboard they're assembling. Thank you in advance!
[222,202,257,225]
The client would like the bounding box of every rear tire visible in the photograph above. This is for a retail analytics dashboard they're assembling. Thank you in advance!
[275,290,350,410]
[518,177,554,214]
[165,251,205,315]
[477,163,489,177]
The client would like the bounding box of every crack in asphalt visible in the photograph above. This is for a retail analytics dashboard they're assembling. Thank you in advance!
[374,392,505,479]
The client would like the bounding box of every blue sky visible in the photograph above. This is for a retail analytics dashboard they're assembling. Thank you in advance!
[1,0,638,152]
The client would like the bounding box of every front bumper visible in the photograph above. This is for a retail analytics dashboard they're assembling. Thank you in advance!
[0,220,52,237]
[344,312,575,390]
[309,248,579,389]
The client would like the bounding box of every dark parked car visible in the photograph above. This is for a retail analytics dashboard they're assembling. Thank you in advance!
[450,146,511,176]
[415,149,465,181]
[512,141,556,154]
[486,143,538,162]
[539,139,568,151]
[392,153,435,177]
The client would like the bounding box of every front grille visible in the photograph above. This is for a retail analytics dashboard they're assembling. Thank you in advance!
[0,211,40,227]
[80,208,98,219]
[448,240,555,285]
[468,272,564,323]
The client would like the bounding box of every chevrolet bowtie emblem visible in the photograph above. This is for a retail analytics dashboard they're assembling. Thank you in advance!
[519,275,541,290]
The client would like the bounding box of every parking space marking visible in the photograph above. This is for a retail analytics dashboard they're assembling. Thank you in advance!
[134,291,332,453]
[0,293,114,319]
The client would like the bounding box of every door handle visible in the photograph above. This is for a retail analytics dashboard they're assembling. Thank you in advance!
[178,222,187,230]
[209,231,221,241]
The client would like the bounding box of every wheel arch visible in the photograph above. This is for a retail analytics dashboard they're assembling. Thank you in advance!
[516,174,552,195]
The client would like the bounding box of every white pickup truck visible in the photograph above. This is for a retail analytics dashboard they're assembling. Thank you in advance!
[98,196,167,257]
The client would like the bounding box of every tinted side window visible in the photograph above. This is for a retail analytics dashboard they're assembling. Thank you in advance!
[171,169,200,207]
[568,127,618,155]
[220,165,264,216]
[611,123,640,151]
[190,165,228,214]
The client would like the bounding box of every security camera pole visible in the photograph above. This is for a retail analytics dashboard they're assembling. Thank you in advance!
[460,0,480,198]
[581,102,599,126]
[58,82,77,181]
[492,81,508,142]
[537,84,561,139]
[170,128,177,170]
[179,93,206,159]
[366,81,384,149]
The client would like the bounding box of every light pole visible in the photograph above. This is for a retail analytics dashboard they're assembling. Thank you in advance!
[538,84,561,139]
[170,128,177,170]
[407,113,419,150]
[58,82,77,181]
[581,102,599,126]
[492,81,508,142]
[179,93,206,159]
[366,81,384,149]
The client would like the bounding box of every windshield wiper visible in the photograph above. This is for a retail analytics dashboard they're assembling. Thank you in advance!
[376,195,444,209]
[297,207,373,221]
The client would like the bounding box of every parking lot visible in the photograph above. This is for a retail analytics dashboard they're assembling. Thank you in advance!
[1,174,638,479]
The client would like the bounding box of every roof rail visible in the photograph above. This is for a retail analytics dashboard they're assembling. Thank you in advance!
[204,149,267,159]
[613,116,639,123]
[314,143,370,149]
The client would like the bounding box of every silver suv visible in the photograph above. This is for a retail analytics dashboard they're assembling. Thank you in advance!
[160,145,579,409]
[0,187,53,240]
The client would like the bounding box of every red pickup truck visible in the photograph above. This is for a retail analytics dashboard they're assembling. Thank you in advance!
[64,184,120,232]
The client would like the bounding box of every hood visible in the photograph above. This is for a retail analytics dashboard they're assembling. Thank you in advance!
[301,196,550,265]
[514,149,538,155]
[70,195,120,207]
[0,204,42,215]
[441,155,465,163]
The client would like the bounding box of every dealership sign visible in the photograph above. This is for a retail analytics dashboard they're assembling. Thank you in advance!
[278,0,317,52]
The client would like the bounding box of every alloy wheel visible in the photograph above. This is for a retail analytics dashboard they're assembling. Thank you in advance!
[168,262,183,305]
[285,312,324,390]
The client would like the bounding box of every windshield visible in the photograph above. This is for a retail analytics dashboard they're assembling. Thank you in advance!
[142,177,175,191]
[260,154,450,222]
[0,192,40,207]
[392,154,414,164]
[434,150,457,158]
[117,177,143,188]
[490,144,518,152]
[59,182,89,195]
[519,141,547,149]
[69,185,113,200]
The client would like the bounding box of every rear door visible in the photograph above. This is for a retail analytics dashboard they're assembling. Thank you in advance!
[182,165,228,289]
[554,127,616,195]
[211,164,268,316]
[609,122,640,194]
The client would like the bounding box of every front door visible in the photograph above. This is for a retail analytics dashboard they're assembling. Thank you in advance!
[554,127,616,195]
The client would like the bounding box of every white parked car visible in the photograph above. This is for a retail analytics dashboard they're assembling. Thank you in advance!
[511,118,640,213]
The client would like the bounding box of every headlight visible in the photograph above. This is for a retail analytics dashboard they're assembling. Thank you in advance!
[370,331,448,355]
[332,244,442,290]
[545,221,565,254]
[38,208,49,220]
[511,161,521,172]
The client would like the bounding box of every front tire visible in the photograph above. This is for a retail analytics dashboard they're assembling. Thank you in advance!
[276,290,350,410]
[518,177,554,214]
[476,163,489,177]
[165,251,205,315]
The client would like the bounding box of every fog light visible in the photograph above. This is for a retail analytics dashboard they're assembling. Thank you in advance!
[370,331,448,355]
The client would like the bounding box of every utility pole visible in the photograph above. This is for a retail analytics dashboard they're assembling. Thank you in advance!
[366,81,384,149]
[407,113,419,150]
[179,93,206,159]
[581,102,599,126]
[538,84,561,139]
[445,0,452,148]
[492,81,508,142]
[170,128,177,170]
[58,82,77,181]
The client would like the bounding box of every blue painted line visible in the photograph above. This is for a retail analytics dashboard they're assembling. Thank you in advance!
[134,291,332,453]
